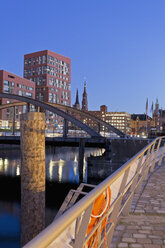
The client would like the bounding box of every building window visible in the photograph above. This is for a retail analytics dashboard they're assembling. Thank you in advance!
[4,80,9,86]
[18,90,23,96]
[3,80,14,93]
[4,86,9,92]
[25,92,32,97]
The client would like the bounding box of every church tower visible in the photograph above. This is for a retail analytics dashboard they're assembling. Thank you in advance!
[155,98,159,115]
[73,89,80,110]
[82,81,88,111]
[153,98,159,129]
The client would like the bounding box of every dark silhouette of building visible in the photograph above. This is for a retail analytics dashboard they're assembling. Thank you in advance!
[82,81,88,111]
[73,89,80,110]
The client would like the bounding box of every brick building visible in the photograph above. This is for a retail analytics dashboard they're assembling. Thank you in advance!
[0,70,35,127]
[85,105,131,136]
[24,50,71,125]
[131,114,153,137]
[105,111,131,135]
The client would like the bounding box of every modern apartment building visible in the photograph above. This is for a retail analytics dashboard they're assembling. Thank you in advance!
[0,70,35,127]
[24,50,71,125]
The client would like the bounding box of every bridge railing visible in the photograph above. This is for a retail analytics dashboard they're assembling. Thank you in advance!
[23,136,165,248]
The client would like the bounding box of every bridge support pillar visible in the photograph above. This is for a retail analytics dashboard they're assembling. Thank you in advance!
[98,123,101,133]
[20,112,45,246]
[105,140,112,160]
[12,106,15,136]
[26,102,30,112]
[79,138,85,182]
[63,118,68,137]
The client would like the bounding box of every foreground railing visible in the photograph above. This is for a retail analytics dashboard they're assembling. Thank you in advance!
[24,136,165,248]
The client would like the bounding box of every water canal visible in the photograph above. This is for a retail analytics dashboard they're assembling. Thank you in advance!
[0,144,105,248]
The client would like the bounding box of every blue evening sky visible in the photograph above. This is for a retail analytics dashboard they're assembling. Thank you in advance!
[0,0,165,115]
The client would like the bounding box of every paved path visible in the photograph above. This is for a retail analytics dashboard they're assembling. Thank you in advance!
[111,163,165,248]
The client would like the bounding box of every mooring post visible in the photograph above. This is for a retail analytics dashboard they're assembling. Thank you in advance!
[79,138,85,182]
[20,112,45,246]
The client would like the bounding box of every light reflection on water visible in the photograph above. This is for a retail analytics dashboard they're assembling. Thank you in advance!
[0,145,105,248]
[0,145,105,183]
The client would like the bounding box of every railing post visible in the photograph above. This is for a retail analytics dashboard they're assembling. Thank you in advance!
[106,168,130,246]
[73,203,93,248]
[158,143,165,166]
[118,167,130,195]
[123,154,144,215]
[147,142,156,167]
[106,194,123,246]
[135,147,152,193]
[150,138,161,172]
[140,146,153,181]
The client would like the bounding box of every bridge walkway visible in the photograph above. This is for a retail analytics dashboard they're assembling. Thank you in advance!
[111,162,165,248]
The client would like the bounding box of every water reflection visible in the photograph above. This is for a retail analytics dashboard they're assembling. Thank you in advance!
[0,201,20,248]
[0,145,105,184]
[0,145,105,248]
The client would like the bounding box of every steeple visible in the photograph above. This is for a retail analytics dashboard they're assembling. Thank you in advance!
[75,89,80,105]
[73,88,80,110]
[82,81,88,111]
[154,98,159,116]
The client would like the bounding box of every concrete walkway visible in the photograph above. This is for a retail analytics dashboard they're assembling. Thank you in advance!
[111,163,165,248]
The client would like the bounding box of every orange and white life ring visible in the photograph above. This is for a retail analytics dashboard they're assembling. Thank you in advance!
[85,187,111,248]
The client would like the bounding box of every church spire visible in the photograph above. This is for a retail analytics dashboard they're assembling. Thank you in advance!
[82,81,88,111]
[155,98,159,116]
[73,88,80,110]
[75,89,80,105]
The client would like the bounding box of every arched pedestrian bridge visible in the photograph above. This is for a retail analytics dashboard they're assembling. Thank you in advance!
[0,93,125,138]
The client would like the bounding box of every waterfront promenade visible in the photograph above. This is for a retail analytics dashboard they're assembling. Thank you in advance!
[111,163,165,248]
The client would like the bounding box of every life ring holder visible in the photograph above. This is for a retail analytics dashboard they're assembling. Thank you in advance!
[91,188,110,218]
[85,187,111,248]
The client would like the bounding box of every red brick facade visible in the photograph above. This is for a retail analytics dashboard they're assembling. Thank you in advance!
[24,50,71,105]
[24,50,71,125]
[0,70,35,123]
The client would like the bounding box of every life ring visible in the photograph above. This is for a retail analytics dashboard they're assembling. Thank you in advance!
[85,187,111,248]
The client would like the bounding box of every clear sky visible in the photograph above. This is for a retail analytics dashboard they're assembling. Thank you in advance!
[0,0,165,115]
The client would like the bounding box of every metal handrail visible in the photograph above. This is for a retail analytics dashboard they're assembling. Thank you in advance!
[23,136,165,248]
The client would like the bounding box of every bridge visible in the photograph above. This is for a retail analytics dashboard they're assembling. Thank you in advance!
[22,136,165,248]
[0,93,125,138]
[0,135,107,148]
